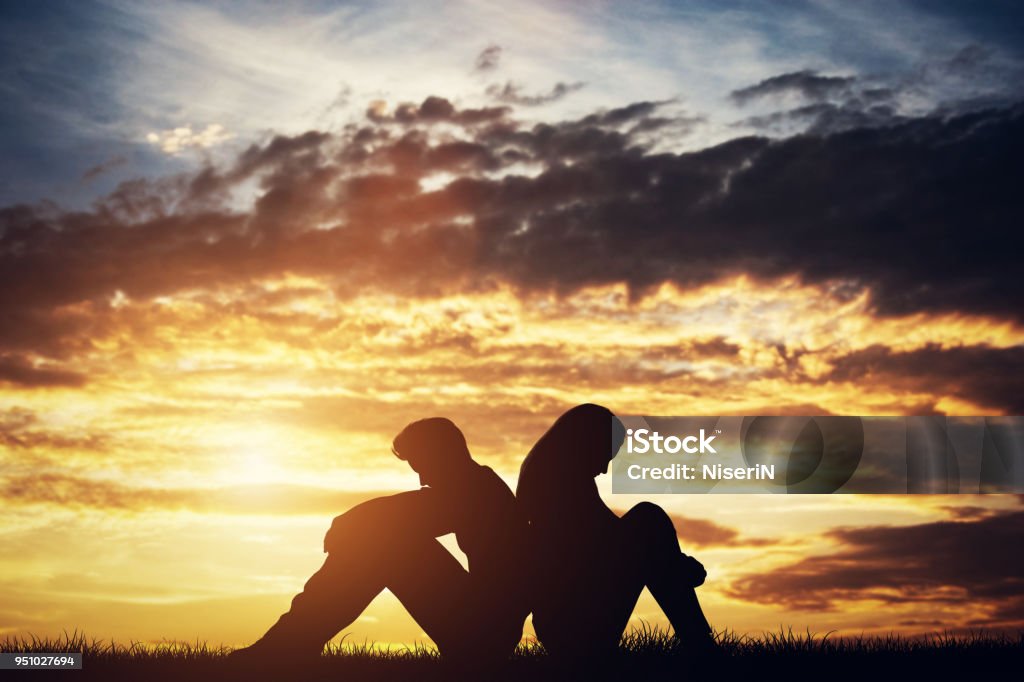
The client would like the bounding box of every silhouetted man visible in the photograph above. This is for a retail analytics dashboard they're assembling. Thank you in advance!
[517,404,715,660]
[234,418,529,665]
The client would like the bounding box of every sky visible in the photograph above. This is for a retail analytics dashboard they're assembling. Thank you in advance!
[1,0,1023,648]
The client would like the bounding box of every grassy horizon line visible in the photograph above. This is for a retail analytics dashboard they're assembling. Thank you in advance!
[3,625,1022,658]
[4,627,1021,681]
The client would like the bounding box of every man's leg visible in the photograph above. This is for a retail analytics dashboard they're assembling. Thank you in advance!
[620,502,713,642]
[244,532,517,663]
[244,548,391,658]
[386,537,523,664]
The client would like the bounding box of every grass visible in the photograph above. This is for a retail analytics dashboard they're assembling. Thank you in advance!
[3,626,1021,681]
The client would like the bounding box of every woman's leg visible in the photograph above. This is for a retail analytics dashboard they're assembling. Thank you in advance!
[531,502,713,658]
[620,502,713,642]
[528,526,646,659]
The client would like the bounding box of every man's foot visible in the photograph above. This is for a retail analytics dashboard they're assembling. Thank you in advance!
[227,642,281,669]
[226,644,261,663]
[228,641,315,665]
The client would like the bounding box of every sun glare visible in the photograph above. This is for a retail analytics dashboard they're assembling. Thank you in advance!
[206,424,294,486]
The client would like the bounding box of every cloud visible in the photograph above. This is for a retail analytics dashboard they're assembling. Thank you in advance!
[941,504,1000,520]
[486,81,585,106]
[2,93,1023,408]
[475,44,502,72]
[365,96,508,126]
[81,156,128,182]
[0,408,106,451]
[826,344,1024,414]
[730,70,856,105]
[146,124,234,155]
[467,101,1022,323]
[666,513,777,548]
[946,44,993,73]
[0,471,387,516]
[0,354,87,388]
[726,510,1024,628]
[738,99,904,136]
[729,46,1024,136]
[730,68,908,136]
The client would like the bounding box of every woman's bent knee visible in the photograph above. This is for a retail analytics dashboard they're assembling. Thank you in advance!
[623,502,673,531]
[621,502,680,553]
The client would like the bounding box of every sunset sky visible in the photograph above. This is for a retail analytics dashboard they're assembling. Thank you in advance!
[1,0,1023,648]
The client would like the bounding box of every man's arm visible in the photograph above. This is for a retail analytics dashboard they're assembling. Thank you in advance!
[323,488,456,553]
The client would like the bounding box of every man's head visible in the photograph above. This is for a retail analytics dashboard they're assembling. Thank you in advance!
[392,417,473,487]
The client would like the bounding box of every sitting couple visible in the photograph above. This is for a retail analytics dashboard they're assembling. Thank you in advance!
[235,404,714,665]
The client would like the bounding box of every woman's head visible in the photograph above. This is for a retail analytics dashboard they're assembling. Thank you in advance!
[526,403,626,479]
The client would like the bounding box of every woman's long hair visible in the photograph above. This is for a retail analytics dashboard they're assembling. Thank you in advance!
[516,404,625,521]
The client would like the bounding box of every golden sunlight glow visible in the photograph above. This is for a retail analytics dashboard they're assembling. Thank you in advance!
[2,273,1021,646]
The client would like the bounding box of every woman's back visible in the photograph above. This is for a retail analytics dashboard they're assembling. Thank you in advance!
[516,405,716,660]
[516,404,624,541]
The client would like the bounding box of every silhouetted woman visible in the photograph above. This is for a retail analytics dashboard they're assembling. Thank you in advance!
[517,404,714,660]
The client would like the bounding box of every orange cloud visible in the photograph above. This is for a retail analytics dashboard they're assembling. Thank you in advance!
[1,472,387,516]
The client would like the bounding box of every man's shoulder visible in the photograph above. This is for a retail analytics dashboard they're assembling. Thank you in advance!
[471,464,518,501]
[475,463,511,485]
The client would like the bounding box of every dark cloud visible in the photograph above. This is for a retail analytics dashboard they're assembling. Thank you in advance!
[730,70,856,105]
[475,44,502,72]
[470,103,1023,328]
[627,114,703,137]
[827,344,1024,415]
[726,510,1024,628]
[733,49,1024,135]
[486,81,585,106]
[1,94,1022,383]
[730,69,909,135]
[367,96,509,127]
[941,504,999,520]
[739,100,905,135]
[947,44,993,73]
[81,155,127,182]
[578,101,668,127]
[0,354,87,388]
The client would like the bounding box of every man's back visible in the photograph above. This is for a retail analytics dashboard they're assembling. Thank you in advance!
[450,463,529,583]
